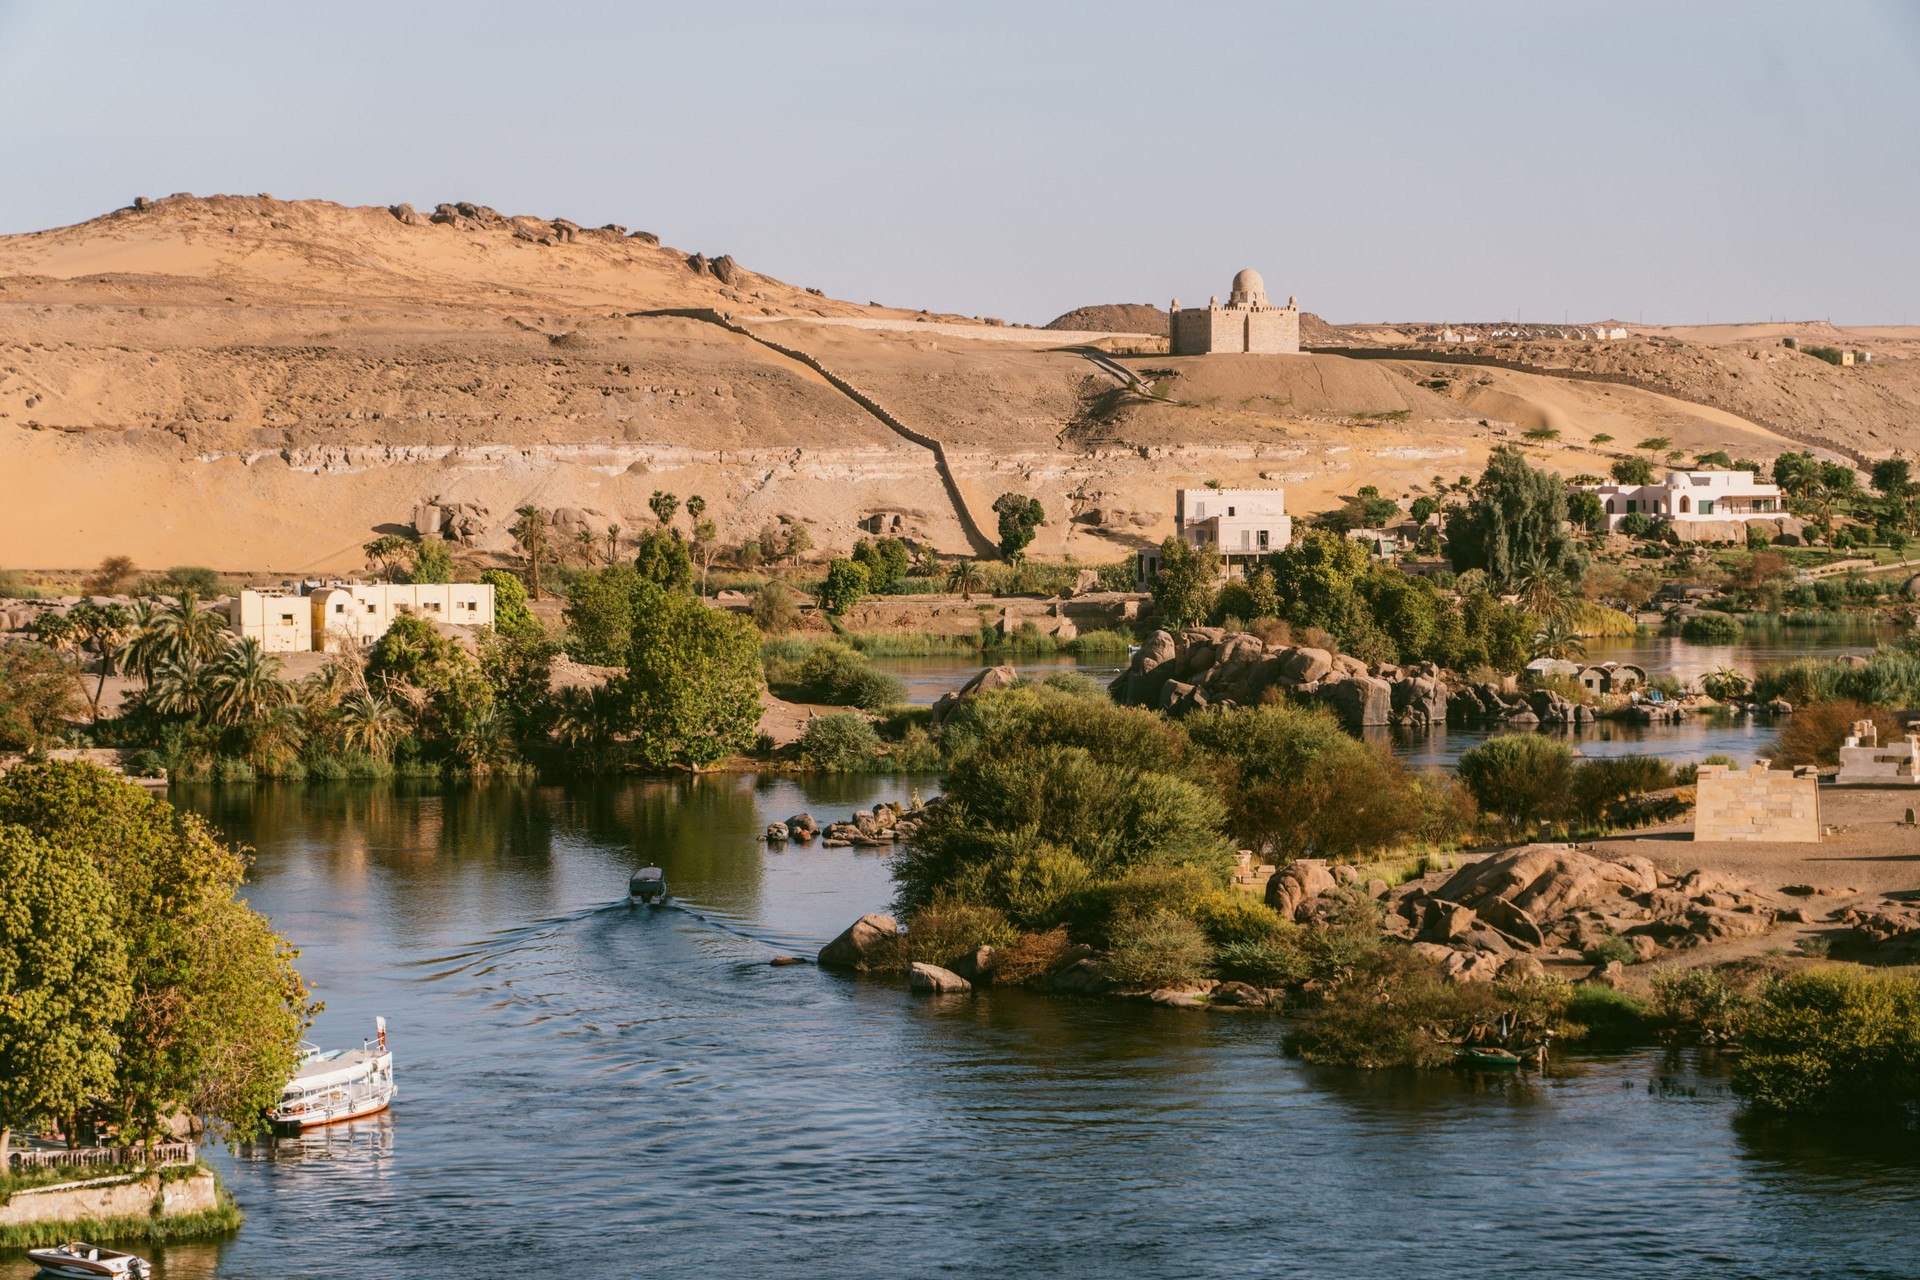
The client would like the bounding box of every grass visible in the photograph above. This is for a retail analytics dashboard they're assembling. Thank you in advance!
[0,1161,151,1199]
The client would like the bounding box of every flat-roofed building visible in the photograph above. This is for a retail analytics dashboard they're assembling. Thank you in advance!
[228,591,313,653]
[1137,487,1292,585]
[308,582,496,650]
[1579,469,1785,536]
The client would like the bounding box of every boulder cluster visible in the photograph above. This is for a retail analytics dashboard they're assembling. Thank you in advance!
[1452,681,1604,728]
[1108,628,1446,730]
[1380,843,1787,982]
[765,799,932,850]
[388,201,638,246]
[410,496,491,545]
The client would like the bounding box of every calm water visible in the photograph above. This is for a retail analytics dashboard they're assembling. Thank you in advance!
[12,778,1913,1280]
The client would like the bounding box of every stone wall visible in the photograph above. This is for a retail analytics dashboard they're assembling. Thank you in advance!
[1693,764,1822,842]
[0,1169,217,1228]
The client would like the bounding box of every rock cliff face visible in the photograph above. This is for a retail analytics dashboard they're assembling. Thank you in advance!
[1106,627,1446,730]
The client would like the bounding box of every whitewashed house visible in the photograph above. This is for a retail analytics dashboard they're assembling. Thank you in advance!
[1138,488,1293,585]
[1579,469,1785,535]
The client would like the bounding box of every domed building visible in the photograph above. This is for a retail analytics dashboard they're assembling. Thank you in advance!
[1169,268,1301,355]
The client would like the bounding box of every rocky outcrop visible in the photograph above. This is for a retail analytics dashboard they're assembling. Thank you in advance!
[1392,843,1787,979]
[909,962,972,994]
[930,664,1018,727]
[817,913,900,971]
[794,799,933,848]
[411,496,490,544]
[1108,628,1446,731]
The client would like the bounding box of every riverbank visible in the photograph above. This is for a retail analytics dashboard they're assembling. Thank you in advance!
[0,1164,240,1251]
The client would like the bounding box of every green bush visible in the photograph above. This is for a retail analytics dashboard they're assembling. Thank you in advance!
[904,902,1017,967]
[1563,984,1650,1045]
[765,642,906,711]
[1733,969,1920,1115]
[750,582,801,635]
[1618,511,1654,538]
[1104,910,1214,990]
[1650,966,1757,1041]
[1582,933,1638,967]
[1213,936,1311,987]
[1286,947,1500,1068]
[1456,734,1575,831]
[1680,612,1742,643]
[1569,755,1676,828]
[797,713,883,770]
[1192,892,1290,947]
[1039,670,1108,699]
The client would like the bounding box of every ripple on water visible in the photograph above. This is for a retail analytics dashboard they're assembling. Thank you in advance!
[105,778,1920,1280]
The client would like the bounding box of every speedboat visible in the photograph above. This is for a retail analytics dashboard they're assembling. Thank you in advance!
[26,1242,150,1278]
[267,1018,396,1135]
[629,866,666,905]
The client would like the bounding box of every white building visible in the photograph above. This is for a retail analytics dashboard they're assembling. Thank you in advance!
[1138,488,1293,584]
[306,582,496,651]
[1579,469,1785,535]
[229,591,313,653]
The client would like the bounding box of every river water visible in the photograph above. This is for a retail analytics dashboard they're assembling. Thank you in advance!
[13,776,1907,1280]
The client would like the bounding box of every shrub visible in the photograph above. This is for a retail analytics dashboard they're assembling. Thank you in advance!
[904,902,1016,968]
[1650,967,1757,1041]
[987,926,1072,987]
[1191,892,1290,947]
[1287,946,1501,1068]
[1766,700,1904,767]
[1733,970,1920,1115]
[751,583,801,635]
[815,559,869,617]
[766,642,906,711]
[1681,612,1742,643]
[1213,936,1311,987]
[1456,734,1575,831]
[797,713,882,770]
[1563,984,1650,1045]
[1619,511,1654,538]
[1569,755,1676,828]
[1582,933,1638,967]
[1040,670,1108,699]
[1105,909,1214,990]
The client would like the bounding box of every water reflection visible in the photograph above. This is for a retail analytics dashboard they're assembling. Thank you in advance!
[23,777,1901,1280]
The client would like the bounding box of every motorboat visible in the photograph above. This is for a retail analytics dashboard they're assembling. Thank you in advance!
[267,1018,396,1135]
[629,866,667,905]
[26,1242,150,1278]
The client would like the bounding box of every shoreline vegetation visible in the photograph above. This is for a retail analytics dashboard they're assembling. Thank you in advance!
[0,1164,240,1251]
[6,458,1920,1123]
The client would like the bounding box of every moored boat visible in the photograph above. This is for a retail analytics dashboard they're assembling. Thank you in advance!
[268,1018,396,1135]
[26,1241,150,1278]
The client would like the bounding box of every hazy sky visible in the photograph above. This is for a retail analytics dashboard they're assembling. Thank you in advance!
[3,1,1916,325]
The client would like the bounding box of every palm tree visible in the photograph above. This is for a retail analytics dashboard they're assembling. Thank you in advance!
[338,691,410,761]
[127,591,228,678]
[449,702,508,771]
[1531,619,1588,662]
[146,656,213,721]
[550,685,620,769]
[649,490,680,527]
[604,523,622,564]
[1511,554,1577,624]
[575,528,598,565]
[363,534,414,583]
[512,506,550,600]
[947,558,981,602]
[207,638,293,729]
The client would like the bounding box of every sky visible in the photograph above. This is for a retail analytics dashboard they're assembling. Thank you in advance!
[2,0,1917,326]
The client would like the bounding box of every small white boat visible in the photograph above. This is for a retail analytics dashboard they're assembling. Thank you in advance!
[268,1018,396,1135]
[26,1241,150,1278]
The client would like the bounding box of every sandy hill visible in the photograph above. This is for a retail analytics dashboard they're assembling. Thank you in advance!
[0,196,1910,575]
[1046,304,1168,336]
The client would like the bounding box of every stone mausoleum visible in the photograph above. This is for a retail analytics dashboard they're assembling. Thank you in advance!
[1170,269,1301,355]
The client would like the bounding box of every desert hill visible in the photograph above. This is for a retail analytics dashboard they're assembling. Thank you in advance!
[0,195,1911,575]
[1046,304,1168,336]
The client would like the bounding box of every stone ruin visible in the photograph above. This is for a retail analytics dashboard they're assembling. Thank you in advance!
[411,497,491,545]
[1693,763,1822,842]
[1835,718,1920,785]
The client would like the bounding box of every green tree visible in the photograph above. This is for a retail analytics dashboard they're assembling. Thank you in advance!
[1636,436,1672,454]
[1265,529,1375,636]
[1566,489,1605,529]
[0,762,315,1146]
[123,591,227,682]
[1444,446,1587,590]
[1609,456,1656,485]
[852,537,911,593]
[816,559,870,617]
[633,527,694,592]
[1409,495,1441,525]
[83,555,140,596]
[782,522,814,564]
[512,506,551,600]
[0,824,129,1164]
[616,585,763,770]
[992,492,1045,561]
[0,641,79,749]
[480,569,539,641]
[1694,450,1734,469]
[1871,458,1912,499]
[564,564,646,666]
[410,536,455,584]
[1149,537,1216,627]
[337,691,410,761]
[649,489,681,528]
[206,637,293,730]
[364,534,413,583]
[1733,970,1920,1116]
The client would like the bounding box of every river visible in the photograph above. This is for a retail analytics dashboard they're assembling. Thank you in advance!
[10,776,1910,1280]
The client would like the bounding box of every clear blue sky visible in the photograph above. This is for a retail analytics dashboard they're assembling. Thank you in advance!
[2,0,1916,325]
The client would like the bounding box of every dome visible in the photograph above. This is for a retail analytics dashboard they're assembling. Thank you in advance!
[1227,268,1268,309]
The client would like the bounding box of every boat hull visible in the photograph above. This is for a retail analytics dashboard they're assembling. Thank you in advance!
[268,1092,394,1135]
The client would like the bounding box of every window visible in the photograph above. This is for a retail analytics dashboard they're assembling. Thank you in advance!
[1240,530,1250,550]
[1606,499,1615,515]
[1194,501,1206,521]
[1699,499,1714,515]
[280,614,294,625]
[1679,496,1690,513]
[427,602,441,612]
[366,604,377,614]
[1228,506,1236,517]
[334,603,345,614]
[1258,529,1270,550]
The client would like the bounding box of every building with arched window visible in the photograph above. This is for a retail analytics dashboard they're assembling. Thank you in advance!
[1577,469,1784,536]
